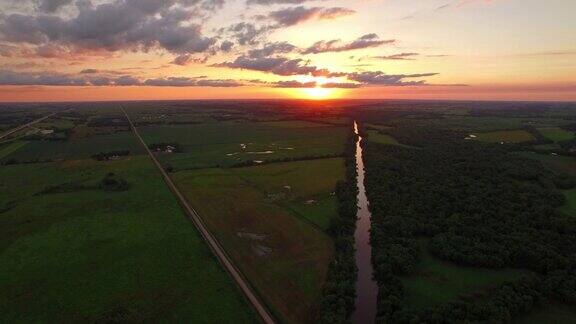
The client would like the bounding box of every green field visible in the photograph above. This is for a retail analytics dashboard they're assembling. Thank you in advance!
[365,130,412,147]
[560,189,576,217]
[1,132,143,162]
[0,141,28,160]
[473,129,535,143]
[537,127,574,142]
[0,156,255,322]
[140,121,347,170]
[172,158,344,323]
[401,239,529,312]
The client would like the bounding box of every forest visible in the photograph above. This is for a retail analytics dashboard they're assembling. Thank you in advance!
[362,124,576,323]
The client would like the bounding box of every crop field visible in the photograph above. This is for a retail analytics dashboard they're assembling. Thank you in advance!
[400,239,529,312]
[0,156,255,322]
[473,129,535,143]
[1,132,143,162]
[172,158,345,323]
[140,121,348,170]
[537,127,574,142]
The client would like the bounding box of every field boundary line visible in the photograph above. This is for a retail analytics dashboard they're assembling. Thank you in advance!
[122,107,277,324]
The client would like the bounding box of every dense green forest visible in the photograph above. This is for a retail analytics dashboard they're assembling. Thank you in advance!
[362,124,576,323]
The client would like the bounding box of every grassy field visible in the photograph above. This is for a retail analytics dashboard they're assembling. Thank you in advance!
[0,141,28,160]
[1,132,143,162]
[537,127,574,142]
[473,130,535,143]
[365,130,409,147]
[0,156,255,322]
[140,121,348,170]
[560,189,576,217]
[401,239,529,312]
[172,158,345,323]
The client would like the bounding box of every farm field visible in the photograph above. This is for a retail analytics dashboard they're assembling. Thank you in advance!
[140,121,347,170]
[1,132,143,162]
[0,156,255,322]
[171,158,345,323]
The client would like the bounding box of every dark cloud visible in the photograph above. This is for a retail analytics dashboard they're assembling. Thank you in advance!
[268,6,355,27]
[80,68,98,74]
[302,34,394,54]
[171,54,208,66]
[273,80,316,88]
[247,42,296,58]
[0,69,245,87]
[114,75,140,86]
[346,71,438,86]
[224,22,271,46]
[37,0,73,13]
[212,56,324,76]
[247,0,323,5]
[321,82,360,88]
[220,40,234,52]
[372,52,419,60]
[0,0,221,57]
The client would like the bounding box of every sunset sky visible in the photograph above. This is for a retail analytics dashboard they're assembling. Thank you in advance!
[0,0,575,102]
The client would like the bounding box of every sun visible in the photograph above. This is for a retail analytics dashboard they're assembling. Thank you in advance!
[303,87,334,100]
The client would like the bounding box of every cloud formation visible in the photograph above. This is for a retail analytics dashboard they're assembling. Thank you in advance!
[212,56,323,76]
[0,70,245,87]
[268,6,355,27]
[302,34,394,54]
[0,0,221,57]
[372,52,419,60]
[346,71,438,86]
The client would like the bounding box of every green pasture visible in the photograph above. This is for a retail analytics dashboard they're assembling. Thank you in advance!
[0,157,255,322]
[1,132,144,162]
[537,127,574,142]
[401,239,529,312]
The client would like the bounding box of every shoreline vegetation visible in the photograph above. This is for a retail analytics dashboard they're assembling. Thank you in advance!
[318,122,359,322]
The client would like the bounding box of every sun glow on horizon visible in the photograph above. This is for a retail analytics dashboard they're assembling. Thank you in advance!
[302,87,336,100]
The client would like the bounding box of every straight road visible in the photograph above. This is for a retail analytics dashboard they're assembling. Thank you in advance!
[0,112,57,141]
[122,107,276,324]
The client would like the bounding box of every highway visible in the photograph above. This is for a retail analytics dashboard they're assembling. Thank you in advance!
[0,112,57,141]
[122,107,276,324]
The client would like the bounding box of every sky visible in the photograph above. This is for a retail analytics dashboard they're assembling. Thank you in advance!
[0,0,575,102]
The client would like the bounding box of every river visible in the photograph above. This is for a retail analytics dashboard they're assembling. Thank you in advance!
[352,121,378,324]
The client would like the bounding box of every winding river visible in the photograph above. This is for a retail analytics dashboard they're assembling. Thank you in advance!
[352,121,378,324]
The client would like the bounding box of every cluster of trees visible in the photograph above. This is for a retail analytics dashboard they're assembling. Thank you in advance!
[91,150,130,161]
[318,126,359,323]
[360,123,576,322]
